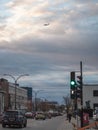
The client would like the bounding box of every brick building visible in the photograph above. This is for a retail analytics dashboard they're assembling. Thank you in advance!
[0,78,9,113]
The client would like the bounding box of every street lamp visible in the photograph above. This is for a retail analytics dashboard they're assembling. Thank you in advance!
[33,90,43,111]
[3,74,29,109]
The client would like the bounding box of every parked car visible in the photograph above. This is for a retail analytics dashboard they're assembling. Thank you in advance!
[32,111,36,118]
[2,110,27,128]
[35,112,46,120]
[93,112,98,121]
[45,112,51,119]
[0,113,3,123]
[92,109,98,121]
[25,112,34,118]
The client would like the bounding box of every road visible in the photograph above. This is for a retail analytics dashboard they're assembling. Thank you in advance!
[0,115,67,130]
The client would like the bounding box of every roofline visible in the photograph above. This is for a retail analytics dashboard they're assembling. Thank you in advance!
[83,84,98,86]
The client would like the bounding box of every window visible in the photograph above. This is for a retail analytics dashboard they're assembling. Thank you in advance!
[93,90,98,96]
[93,103,98,109]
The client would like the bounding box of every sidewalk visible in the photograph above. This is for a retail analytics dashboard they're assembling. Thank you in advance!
[58,116,78,130]
[64,117,78,130]
[63,116,98,130]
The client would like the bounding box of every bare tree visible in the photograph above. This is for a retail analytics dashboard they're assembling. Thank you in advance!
[63,95,71,118]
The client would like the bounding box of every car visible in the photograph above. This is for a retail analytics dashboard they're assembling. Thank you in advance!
[92,110,98,121]
[25,112,34,118]
[2,110,27,128]
[35,112,46,120]
[0,113,3,123]
[45,112,51,119]
[93,112,98,121]
[93,113,96,120]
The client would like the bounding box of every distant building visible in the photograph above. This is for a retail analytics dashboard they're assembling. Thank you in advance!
[22,87,32,100]
[21,87,33,111]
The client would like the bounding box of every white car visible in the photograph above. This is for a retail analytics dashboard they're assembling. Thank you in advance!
[35,112,46,120]
[93,113,98,121]
[25,112,34,118]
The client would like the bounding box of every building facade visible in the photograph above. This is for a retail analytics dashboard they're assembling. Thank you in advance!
[9,83,28,110]
[0,78,9,113]
[0,78,28,113]
[83,84,98,110]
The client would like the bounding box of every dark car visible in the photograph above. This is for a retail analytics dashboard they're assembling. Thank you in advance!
[0,113,3,123]
[2,110,27,128]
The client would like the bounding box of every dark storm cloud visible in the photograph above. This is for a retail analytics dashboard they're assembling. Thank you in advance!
[0,34,98,87]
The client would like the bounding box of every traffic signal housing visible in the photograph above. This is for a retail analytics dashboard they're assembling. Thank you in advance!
[76,87,81,98]
[77,75,82,86]
[70,72,76,99]
[70,72,75,89]
[76,75,82,98]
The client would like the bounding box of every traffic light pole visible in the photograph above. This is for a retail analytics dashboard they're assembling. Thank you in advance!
[80,61,83,128]
[70,61,83,128]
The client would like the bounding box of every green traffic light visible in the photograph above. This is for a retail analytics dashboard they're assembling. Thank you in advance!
[71,81,75,85]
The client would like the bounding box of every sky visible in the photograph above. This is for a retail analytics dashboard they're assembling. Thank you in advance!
[0,0,98,104]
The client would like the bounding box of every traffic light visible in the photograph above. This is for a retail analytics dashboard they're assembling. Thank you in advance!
[70,72,76,99]
[76,87,81,98]
[76,75,82,98]
[77,75,82,86]
[70,72,76,89]
[70,89,75,99]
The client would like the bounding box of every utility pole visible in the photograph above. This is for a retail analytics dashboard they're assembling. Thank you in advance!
[80,61,83,127]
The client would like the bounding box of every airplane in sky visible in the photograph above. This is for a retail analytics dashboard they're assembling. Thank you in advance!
[44,23,50,26]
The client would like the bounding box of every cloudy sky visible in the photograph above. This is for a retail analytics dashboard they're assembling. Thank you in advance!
[0,0,98,104]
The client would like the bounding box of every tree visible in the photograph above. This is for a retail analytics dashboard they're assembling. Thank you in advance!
[63,95,72,116]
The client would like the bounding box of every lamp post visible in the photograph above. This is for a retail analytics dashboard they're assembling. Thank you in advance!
[33,90,43,111]
[40,97,48,111]
[4,74,29,109]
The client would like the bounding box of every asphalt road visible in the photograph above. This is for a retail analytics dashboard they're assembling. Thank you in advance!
[0,115,67,130]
